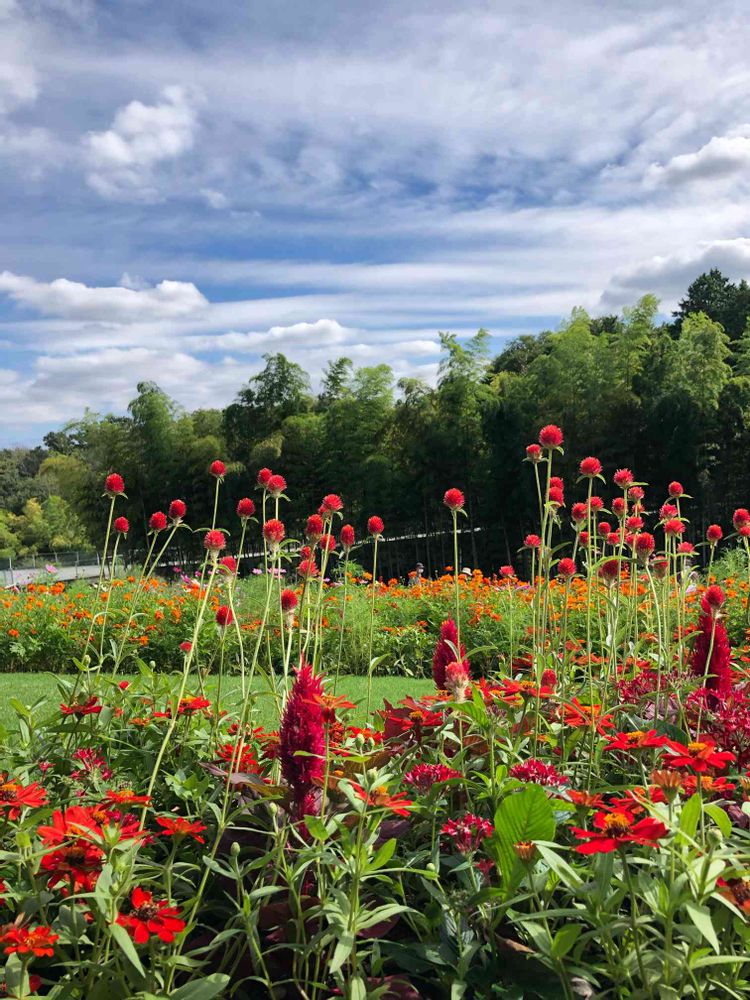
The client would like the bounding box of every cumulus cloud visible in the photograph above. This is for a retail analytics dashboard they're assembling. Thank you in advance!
[84,85,198,200]
[646,128,750,188]
[0,271,208,322]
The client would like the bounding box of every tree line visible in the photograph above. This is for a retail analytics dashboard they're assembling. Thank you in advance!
[4,268,750,574]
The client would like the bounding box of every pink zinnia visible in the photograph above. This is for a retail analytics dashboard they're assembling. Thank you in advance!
[538,424,563,449]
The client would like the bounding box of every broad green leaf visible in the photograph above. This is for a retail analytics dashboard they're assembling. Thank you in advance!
[493,785,555,898]
[109,922,146,977]
[328,929,355,974]
[685,900,720,953]
[170,974,231,1000]
[304,815,329,841]
[679,793,702,841]
[552,923,582,958]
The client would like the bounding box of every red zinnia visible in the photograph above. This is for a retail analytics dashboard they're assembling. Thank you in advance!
[538,424,563,449]
[215,605,233,628]
[209,460,226,478]
[444,488,465,511]
[203,530,226,552]
[114,516,129,535]
[604,729,669,752]
[0,925,58,958]
[149,511,167,532]
[579,456,602,477]
[663,738,735,773]
[169,499,186,522]
[352,784,413,816]
[267,474,287,497]
[156,816,207,843]
[104,473,125,496]
[117,887,185,944]
[61,696,102,717]
[340,524,355,551]
[0,777,47,820]
[236,497,255,519]
[367,515,384,537]
[572,809,668,854]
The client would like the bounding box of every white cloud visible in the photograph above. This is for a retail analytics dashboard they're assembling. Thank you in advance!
[84,85,198,200]
[646,128,750,188]
[0,271,208,321]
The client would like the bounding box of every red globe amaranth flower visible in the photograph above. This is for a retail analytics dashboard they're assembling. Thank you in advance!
[599,558,621,584]
[660,503,678,520]
[267,474,287,497]
[548,486,565,506]
[579,456,602,477]
[633,532,655,558]
[663,518,684,537]
[219,555,237,574]
[179,641,192,653]
[114,516,129,535]
[690,595,732,701]
[279,661,325,810]
[433,618,469,690]
[606,531,621,547]
[306,514,324,541]
[209,460,226,478]
[404,763,461,792]
[340,524,355,551]
[0,925,58,958]
[525,443,542,463]
[572,809,668,854]
[628,485,645,502]
[444,488,465,511]
[499,564,515,578]
[557,557,576,579]
[733,508,750,531]
[156,816,207,843]
[707,524,723,544]
[298,558,318,579]
[203,530,226,553]
[571,502,587,523]
[149,511,167,532]
[579,530,590,546]
[524,534,541,549]
[257,467,273,488]
[216,605,233,628]
[367,515,384,537]
[319,533,336,552]
[613,468,634,488]
[280,588,298,613]
[105,473,125,496]
[169,499,186,522]
[321,493,343,513]
[236,497,255,519]
[509,758,567,787]
[597,521,611,537]
[625,515,643,531]
[538,424,563,449]
[262,519,285,549]
[611,497,626,517]
[677,541,695,555]
[441,813,493,853]
[588,496,604,511]
[651,556,669,579]
[117,887,185,944]
[668,481,683,497]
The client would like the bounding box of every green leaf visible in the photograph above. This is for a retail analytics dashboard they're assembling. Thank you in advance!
[552,923,582,958]
[679,793,702,841]
[366,837,396,873]
[685,900,720,953]
[109,922,146,977]
[492,786,555,898]
[303,815,329,841]
[328,929,355,974]
[170,974,231,1000]
[704,803,732,839]
[350,976,367,1000]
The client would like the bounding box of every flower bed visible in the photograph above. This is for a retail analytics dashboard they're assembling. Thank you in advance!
[0,438,749,998]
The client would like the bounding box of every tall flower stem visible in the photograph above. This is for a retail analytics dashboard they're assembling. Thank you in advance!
[365,535,380,717]
[334,550,350,693]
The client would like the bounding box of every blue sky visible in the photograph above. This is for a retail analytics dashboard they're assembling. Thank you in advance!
[2,0,750,444]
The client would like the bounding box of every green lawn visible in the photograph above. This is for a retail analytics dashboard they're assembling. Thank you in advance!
[0,674,433,731]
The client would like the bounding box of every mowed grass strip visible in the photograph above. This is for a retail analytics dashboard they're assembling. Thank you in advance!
[0,674,433,731]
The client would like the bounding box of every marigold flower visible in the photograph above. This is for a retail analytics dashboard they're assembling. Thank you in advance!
[340,524,355,550]
[525,443,542,462]
[203,530,226,552]
[613,468,634,488]
[156,816,207,843]
[209,460,226,478]
[267,474,287,497]
[117,887,185,945]
[572,809,668,854]
[321,493,343,513]
[104,473,125,496]
[444,488,465,511]
[215,605,233,628]
[367,515,384,537]
[0,925,58,957]
[538,424,563,449]
[149,511,167,532]
[579,456,602,477]
[236,497,255,519]
[114,516,129,535]
[168,498,186,522]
